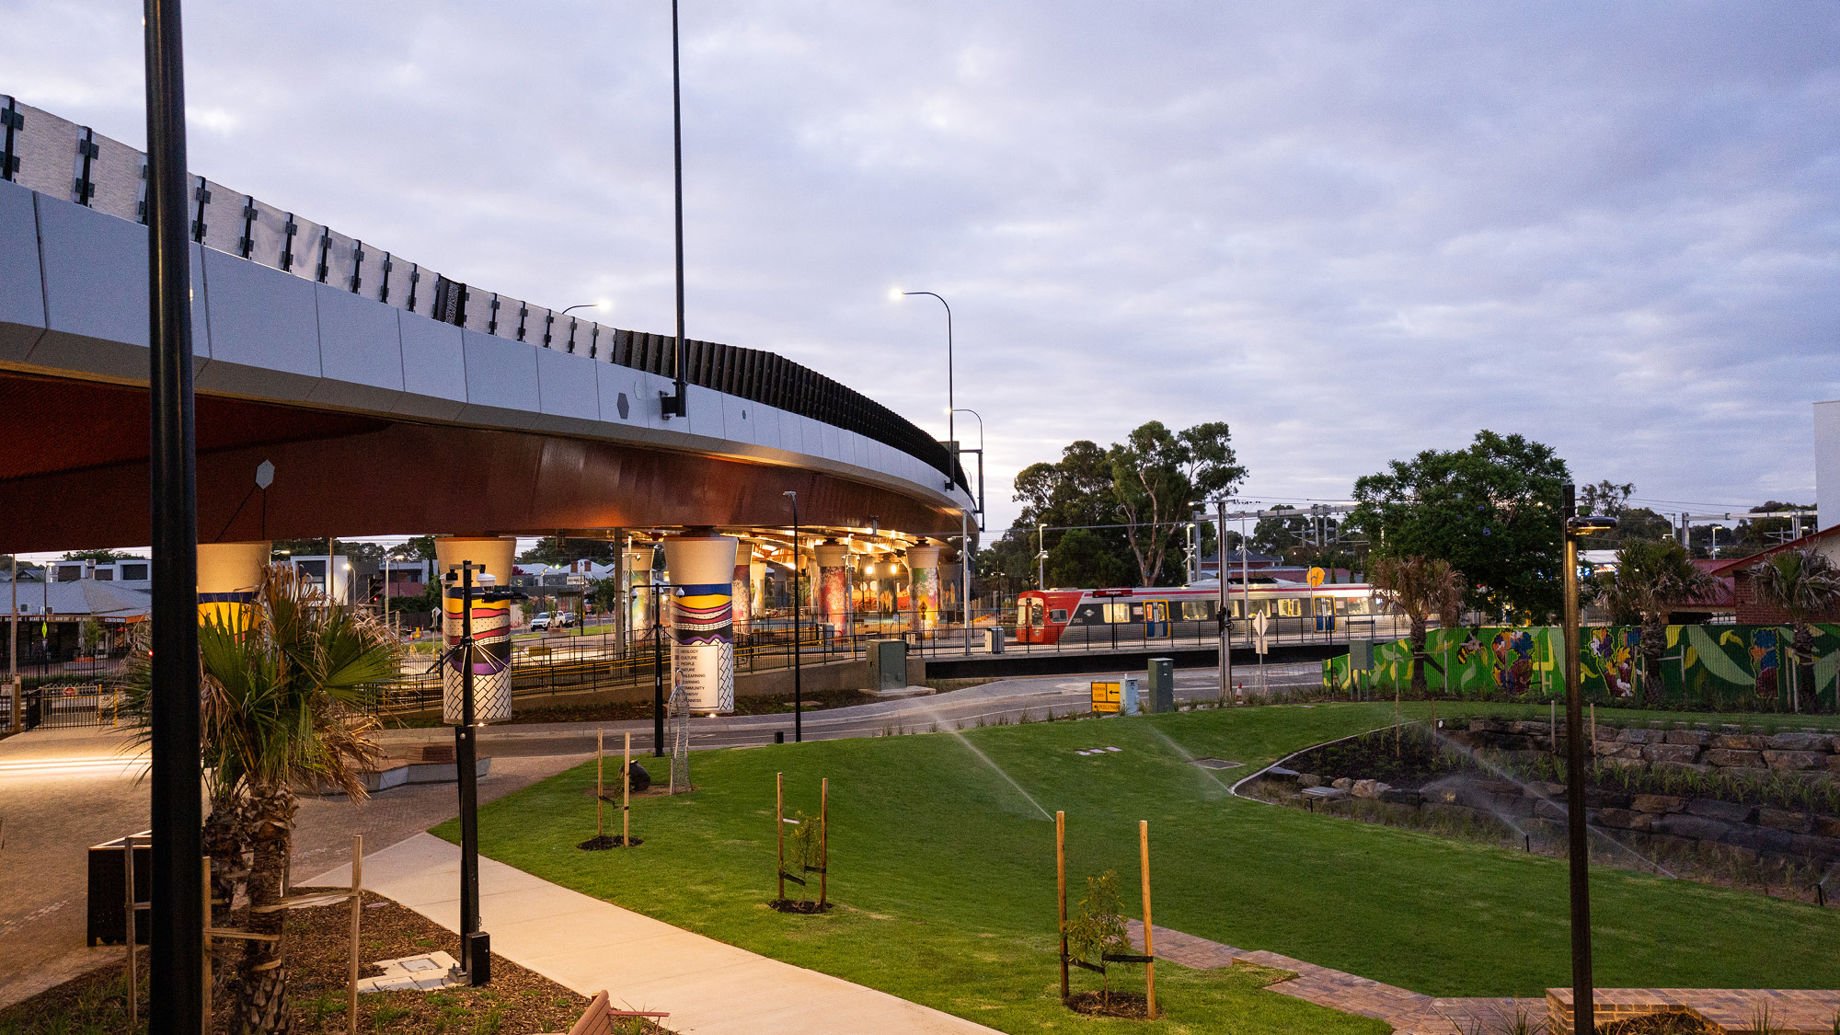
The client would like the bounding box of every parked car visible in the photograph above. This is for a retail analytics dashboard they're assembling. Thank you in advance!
[529,611,553,631]
[555,611,577,628]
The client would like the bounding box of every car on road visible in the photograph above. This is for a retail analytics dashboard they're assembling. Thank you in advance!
[555,611,577,628]
[529,611,553,631]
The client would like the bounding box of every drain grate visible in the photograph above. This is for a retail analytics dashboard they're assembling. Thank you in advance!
[1191,758,1244,771]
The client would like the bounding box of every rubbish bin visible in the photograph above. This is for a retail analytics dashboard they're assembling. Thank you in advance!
[87,833,153,946]
[984,627,1005,654]
[1146,658,1175,713]
[868,639,908,691]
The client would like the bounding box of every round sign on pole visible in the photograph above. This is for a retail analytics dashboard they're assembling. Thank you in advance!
[1307,566,1325,588]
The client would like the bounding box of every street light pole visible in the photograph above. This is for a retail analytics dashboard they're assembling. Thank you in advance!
[783,491,803,742]
[1215,499,1232,701]
[144,0,205,1023]
[1037,523,1047,589]
[951,407,983,652]
[651,543,665,758]
[663,0,689,418]
[1561,482,1616,1035]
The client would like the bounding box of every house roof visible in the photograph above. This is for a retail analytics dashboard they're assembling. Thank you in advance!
[1705,524,1840,576]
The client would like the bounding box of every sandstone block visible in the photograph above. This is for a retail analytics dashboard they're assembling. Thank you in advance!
[1711,733,1766,750]
[1703,749,1764,768]
[1764,750,1826,771]
[1633,794,1685,814]
[1619,728,1659,744]
[1331,777,1354,791]
[1790,834,1840,864]
[1685,798,1755,824]
[1658,814,1732,841]
[1665,729,1711,748]
[1766,732,1825,752]
[1758,807,1814,833]
[1644,743,1701,763]
[1298,773,1323,788]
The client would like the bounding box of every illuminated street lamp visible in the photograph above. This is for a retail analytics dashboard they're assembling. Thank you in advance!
[1561,482,1617,1035]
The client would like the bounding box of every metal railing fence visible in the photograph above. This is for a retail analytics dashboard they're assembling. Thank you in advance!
[0,94,967,492]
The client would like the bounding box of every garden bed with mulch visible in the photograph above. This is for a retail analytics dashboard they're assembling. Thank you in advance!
[0,889,674,1034]
[1065,990,1150,1019]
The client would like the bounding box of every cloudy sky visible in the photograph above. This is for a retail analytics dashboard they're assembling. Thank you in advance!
[7,1,1837,536]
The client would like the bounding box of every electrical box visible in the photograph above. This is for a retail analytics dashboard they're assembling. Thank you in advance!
[1146,658,1175,713]
[868,639,908,691]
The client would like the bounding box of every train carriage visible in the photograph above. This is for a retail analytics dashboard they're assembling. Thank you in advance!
[1014,580,1386,646]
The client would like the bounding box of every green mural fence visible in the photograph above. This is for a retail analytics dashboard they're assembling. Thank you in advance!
[1322,623,1840,713]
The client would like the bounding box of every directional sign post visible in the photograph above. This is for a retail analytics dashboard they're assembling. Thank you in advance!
[1251,611,1271,694]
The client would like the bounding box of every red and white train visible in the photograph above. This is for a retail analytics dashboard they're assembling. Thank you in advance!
[1014,580,1387,646]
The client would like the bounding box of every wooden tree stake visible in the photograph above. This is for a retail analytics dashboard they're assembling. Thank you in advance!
[623,731,632,846]
[1056,810,1068,1001]
[348,834,363,1035]
[596,729,605,838]
[1140,819,1156,1019]
[819,777,830,907]
[776,771,785,902]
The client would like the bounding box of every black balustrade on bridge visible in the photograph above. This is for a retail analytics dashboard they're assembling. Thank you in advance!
[0,94,969,494]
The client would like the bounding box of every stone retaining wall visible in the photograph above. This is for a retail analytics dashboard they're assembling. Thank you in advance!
[1264,718,1840,893]
[1448,716,1840,778]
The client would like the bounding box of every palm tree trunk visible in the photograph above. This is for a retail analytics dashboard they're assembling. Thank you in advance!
[203,796,248,1002]
[1641,616,1666,708]
[1410,618,1428,696]
[1794,625,1815,714]
[236,785,297,1035]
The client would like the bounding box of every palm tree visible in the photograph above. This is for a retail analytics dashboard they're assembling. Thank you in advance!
[198,565,398,1032]
[1596,540,1713,707]
[1369,555,1463,695]
[1750,549,1840,713]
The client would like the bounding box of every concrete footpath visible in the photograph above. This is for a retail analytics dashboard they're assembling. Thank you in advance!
[307,834,998,1035]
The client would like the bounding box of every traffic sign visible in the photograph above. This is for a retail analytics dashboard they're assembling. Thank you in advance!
[1307,566,1325,588]
[1251,611,1271,655]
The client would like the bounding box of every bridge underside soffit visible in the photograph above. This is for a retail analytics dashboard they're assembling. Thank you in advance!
[0,372,966,553]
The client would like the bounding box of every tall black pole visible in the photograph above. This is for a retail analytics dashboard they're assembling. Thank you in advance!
[666,0,688,417]
[453,563,488,985]
[1561,483,1593,1033]
[144,0,204,1028]
[785,491,803,742]
[652,559,665,758]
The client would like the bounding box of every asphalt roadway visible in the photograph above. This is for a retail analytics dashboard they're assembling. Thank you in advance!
[0,662,1320,1009]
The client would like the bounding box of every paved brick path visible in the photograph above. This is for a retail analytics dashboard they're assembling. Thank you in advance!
[1127,920,1840,1034]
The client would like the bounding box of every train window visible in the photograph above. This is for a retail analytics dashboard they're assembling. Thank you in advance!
[1346,597,1370,616]
[1050,609,1069,623]
[1105,602,1131,624]
[1277,599,1301,617]
[1316,598,1334,615]
[1181,601,1212,621]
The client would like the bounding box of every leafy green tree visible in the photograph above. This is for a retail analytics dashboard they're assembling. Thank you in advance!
[1612,507,1675,543]
[1750,549,1840,713]
[1578,480,1634,518]
[390,535,438,561]
[1108,421,1246,586]
[1064,870,1131,1006]
[1734,502,1814,551]
[1596,541,1714,706]
[1350,430,1569,622]
[1047,528,1136,589]
[60,548,134,563]
[1369,555,1464,695]
[519,536,617,565]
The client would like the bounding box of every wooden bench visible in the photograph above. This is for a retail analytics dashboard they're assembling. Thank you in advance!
[545,990,669,1035]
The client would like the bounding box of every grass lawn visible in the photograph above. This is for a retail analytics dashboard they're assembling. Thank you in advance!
[442,702,1840,1034]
